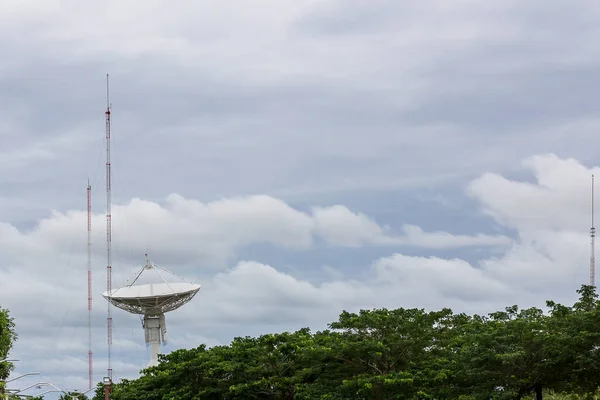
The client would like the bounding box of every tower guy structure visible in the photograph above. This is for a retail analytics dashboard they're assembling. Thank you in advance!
[591,174,596,287]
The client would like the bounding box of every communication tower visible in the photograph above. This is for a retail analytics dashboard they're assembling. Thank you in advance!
[105,74,113,381]
[101,75,200,368]
[591,174,596,287]
[87,182,93,389]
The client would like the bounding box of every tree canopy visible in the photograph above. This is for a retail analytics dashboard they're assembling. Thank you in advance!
[92,285,600,400]
[59,392,90,399]
[0,306,17,397]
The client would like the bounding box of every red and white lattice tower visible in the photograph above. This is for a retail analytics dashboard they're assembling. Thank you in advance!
[105,74,113,381]
[87,182,93,389]
[99,71,201,369]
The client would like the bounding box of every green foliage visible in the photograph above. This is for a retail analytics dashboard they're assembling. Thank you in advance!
[321,307,456,399]
[0,306,17,381]
[59,392,90,399]
[0,306,17,399]
[91,381,108,400]
[80,285,600,399]
[456,306,550,396]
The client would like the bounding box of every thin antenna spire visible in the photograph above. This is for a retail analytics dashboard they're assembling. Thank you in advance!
[87,182,93,389]
[591,174,596,287]
[105,73,114,382]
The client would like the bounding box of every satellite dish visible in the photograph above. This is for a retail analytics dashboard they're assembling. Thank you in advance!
[102,254,201,366]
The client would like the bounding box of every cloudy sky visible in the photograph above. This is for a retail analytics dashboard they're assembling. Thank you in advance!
[2,0,600,396]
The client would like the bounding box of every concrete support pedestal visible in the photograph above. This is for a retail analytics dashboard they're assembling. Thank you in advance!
[143,314,167,367]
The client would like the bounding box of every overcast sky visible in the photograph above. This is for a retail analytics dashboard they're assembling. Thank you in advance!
[2,0,600,397]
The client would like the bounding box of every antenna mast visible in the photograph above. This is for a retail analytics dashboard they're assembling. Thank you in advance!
[591,174,596,287]
[87,182,93,389]
[105,74,113,381]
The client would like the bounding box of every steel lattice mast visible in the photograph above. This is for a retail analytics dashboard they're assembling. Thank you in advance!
[105,74,113,382]
[591,174,596,287]
[87,182,93,389]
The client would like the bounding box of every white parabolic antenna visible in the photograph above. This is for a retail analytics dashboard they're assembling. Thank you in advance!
[102,255,201,367]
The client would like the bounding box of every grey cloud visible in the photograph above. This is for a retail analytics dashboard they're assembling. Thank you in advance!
[8,0,596,210]
[402,66,600,131]
[293,0,412,36]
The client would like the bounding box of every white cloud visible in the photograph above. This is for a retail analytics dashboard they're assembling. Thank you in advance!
[372,254,511,302]
[399,225,511,248]
[312,205,510,248]
[468,154,596,231]
[1,194,504,272]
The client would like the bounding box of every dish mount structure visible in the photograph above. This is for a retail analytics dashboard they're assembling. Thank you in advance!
[103,255,201,366]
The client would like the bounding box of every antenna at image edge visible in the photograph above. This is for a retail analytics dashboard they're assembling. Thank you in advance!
[591,174,595,287]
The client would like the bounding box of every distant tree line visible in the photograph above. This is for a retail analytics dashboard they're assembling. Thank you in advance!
[88,285,600,400]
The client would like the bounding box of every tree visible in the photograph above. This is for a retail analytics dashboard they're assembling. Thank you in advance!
[100,285,600,399]
[545,285,600,397]
[91,381,110,400]
[0,306,17,398]
[59,392,91,399]
[226,329,314,399]
[317,307,456,399]
[107,329,318,400]
[456,303,576,400]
